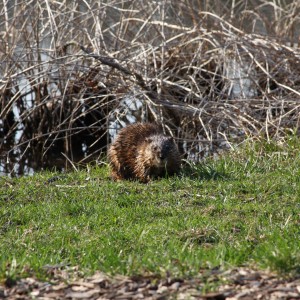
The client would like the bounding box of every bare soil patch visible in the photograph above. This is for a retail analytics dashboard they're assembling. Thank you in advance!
[1,268,300,299]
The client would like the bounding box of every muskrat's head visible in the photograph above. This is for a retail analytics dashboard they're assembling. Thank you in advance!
[144,135,175,167]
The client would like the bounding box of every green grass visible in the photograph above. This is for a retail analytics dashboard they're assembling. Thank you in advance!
[1,137,300,281]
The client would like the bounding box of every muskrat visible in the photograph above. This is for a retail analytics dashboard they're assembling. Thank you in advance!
[108,123,181,182]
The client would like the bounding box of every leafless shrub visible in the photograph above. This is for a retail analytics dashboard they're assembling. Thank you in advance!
[0,0,300,175]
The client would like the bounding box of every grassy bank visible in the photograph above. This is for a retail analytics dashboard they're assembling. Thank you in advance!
[1,138,300,281]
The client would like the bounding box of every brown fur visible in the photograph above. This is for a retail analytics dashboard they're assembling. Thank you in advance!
[108,123,181,182]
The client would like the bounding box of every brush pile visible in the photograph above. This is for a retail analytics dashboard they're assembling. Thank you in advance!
[1,0,300,174]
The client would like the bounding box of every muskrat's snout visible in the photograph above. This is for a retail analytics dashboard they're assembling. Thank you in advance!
[154,148,166,160]
[159,153,167,160]
[155,151,168,166]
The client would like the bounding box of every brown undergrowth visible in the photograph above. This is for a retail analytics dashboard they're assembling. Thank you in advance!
[1,1,300,174]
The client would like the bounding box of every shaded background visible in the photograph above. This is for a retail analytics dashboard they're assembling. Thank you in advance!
[1,0,300,175]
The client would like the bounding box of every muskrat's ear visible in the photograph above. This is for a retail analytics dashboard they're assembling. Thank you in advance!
[167,136,174,142]
[145,137,153,143]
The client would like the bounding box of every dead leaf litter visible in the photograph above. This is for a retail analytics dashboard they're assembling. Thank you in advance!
[1,268,300,299]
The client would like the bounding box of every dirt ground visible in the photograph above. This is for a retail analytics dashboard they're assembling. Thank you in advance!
[1,267,300,299]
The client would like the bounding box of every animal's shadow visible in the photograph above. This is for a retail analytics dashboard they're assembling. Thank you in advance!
[179,162,229,181]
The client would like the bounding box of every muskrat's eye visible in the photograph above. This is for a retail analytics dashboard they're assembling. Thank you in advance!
[163,145,169,151]
[153,146,158,151]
